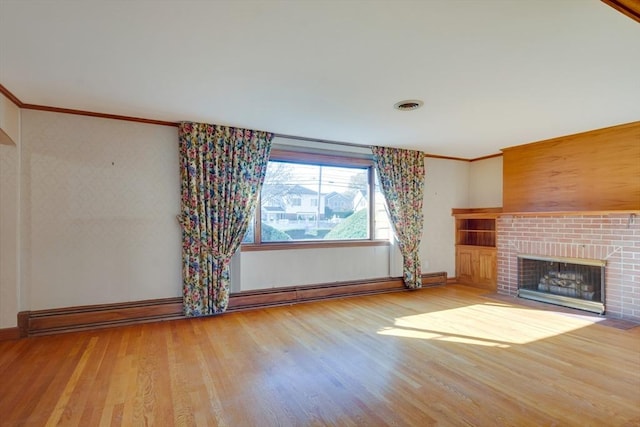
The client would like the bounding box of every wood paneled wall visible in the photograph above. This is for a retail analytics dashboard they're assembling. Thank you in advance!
[502,122,640,212]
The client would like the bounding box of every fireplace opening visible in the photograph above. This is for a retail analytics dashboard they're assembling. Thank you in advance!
[517,255,605,314]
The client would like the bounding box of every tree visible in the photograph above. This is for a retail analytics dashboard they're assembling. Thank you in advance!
[242,222,292,243]
[323,209,368,239]
[261,223,291,241]
[347,170,368,198]
[261,161,308,208]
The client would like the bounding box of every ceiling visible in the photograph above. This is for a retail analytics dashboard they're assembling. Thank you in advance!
[1,1,639,159]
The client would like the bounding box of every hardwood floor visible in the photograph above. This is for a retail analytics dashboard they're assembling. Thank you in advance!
[1,285,638,426]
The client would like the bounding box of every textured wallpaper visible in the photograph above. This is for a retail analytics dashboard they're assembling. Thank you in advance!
[21,110,181,310]
[0,144,18,327]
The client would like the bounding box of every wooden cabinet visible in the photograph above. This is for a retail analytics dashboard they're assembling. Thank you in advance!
[455,246,496,289]
[453,208,500,291]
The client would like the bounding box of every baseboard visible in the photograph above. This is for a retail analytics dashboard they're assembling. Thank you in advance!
[0,327,20,341]
[19,297,184,338]
[424,272,449,287]
[447,276,458,284]
[228,272,447,311]
[17,272,447,337]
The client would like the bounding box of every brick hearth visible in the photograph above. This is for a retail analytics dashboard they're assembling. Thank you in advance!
[497,214,640,322]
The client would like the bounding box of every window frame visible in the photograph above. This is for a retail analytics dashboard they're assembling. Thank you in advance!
[241,148,390,251]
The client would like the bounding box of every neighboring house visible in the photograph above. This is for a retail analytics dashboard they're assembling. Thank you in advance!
[283,185,321,220]
[263,185,369,221]
[263,184,324,221]
[324,192,353,215]
[351,190,368,213]
[262,206,286,222]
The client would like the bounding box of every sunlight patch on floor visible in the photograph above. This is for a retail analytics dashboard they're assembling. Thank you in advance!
[376,302,595,345]
[377,326,511,347]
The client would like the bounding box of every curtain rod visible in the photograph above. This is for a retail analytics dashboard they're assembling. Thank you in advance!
[271,132,371,150]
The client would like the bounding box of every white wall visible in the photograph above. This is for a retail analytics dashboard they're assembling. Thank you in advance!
[0,92,20,146]
[469,156,503,207]
[240,245,391,291]
[0,144,19,327]
[420,157,470,278]
[20,110,182,310]
[1,109,504,322]
[0,93,20,328]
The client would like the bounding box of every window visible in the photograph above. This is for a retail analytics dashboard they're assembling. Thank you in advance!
[242,148,390,248]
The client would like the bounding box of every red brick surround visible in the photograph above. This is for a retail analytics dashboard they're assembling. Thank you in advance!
[497,214,640,322]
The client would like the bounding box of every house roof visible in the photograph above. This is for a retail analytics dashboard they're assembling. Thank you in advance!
[262,206,285,213]
[325,192,350,202]
[288,185,318,196]
[1,1,638,159]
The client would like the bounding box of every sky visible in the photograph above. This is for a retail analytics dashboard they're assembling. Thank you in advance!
[267,162,368,195]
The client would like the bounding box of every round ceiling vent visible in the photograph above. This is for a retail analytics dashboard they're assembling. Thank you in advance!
[394,99,424,111]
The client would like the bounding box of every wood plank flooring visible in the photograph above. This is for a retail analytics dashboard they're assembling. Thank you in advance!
[1,285,639,426]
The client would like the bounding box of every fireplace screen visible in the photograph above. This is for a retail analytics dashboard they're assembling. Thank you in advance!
[517,255,605,314]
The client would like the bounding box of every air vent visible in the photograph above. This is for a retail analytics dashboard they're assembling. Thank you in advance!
[394,99,424,111]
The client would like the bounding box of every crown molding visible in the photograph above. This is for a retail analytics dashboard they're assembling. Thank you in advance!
[1,82,503,161]
[601,0,640,23]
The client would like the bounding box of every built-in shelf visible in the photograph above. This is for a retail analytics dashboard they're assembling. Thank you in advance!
[456,218,496,247]
[452,208,500,291]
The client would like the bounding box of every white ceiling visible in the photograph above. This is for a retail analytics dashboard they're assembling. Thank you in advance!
[1,0,639,158]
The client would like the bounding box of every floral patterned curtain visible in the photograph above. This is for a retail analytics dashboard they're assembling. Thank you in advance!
[179,122,273,316]
[371,146,425,289]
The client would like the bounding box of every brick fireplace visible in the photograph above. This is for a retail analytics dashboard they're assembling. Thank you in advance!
[497,214,640,322]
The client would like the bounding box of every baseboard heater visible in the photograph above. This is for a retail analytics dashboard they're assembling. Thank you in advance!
[17,272,447,337]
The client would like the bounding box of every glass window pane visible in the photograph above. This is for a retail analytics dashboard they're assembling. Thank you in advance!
[260,161,371,242]
[374,170,391,240]
[242,215,255,243]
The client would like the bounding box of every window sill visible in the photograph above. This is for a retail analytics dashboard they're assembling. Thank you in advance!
[241,240,390,252]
